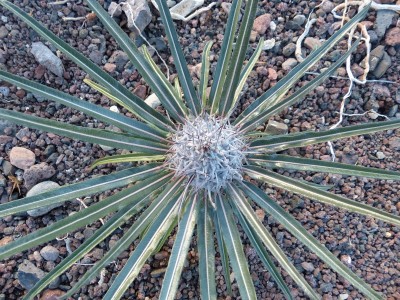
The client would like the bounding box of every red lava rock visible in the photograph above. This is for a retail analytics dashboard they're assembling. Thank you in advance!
[267,68,277,80]
[39,289,65,300]
[0,236,13,247]
[133,84,147,99]
[9,147,36,170]
[252,13,272,35]
[154,250,169,260]
[34,65,46,79]
[385,27,400,46]
[103,62,116,73]
[23,162,56,190]
[16,89,26,99]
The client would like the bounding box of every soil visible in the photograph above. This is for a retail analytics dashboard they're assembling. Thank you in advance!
[0,0,399,299]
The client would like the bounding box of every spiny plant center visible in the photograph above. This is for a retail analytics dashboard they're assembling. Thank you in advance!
[168,114,246,192]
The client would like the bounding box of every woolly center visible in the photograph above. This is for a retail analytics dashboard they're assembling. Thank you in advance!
[168,115,246,192]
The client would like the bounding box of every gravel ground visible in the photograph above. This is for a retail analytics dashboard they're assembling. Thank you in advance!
[0,0,400,299]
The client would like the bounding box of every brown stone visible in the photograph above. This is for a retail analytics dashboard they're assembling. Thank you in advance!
[9,147,36,170]
[39,289,65,300]
[133,85,147,99]
[385,27,400,46]
[103,63,116,73]
[253,14,272,35]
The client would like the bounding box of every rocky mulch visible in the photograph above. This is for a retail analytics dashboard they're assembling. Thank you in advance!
[0,0,399,299]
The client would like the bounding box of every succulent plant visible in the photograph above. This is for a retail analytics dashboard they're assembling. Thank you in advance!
[0,0,399,299]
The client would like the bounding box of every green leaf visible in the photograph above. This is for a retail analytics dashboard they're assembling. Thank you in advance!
[90,153,165,170]
[103,194,180,299]
[249,154,400,180]
[230,37,264,115]
[61,179,184,299]
[0,71,167,141]
[0,108,168,154]
[216,194,257,300]
[208,0,243,113]
[0,0,173,131]
[244,165,400,227]
[219,0,259,115]
[0,172,170,261]
[24,193,157,300]
[239,37,361,132]
[85,0,187,122]
[240,180,383,300]
[229,184,319,300]
[233,198,293,300]
[0,163,161,218]
[234,3,370,127]
[140,45,188,116]
[153,0,201,115]
[250,118,400,152]
[159,193,200,300]
[198,196,217,300]
[213,201,232,296]
[199,41,213,108]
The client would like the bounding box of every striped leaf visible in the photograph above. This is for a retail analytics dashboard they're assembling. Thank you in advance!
[232,195,294,300]
[245,165,400,227]
[0,109,168,154]
[229,184,319,300]
[216,194,256,300]
[62,179,184,299]
[90,153,165,170]
[0,71,167,140]
[103,194,180,299]
[199,41,213,108]
[24,193,157,300]
[208,0,243,113]
[250,118,400,152]
[249,154,400,180]
[0,0,173,131]
[219,0,259,115]
[230,37,264,115]
[153,0,201,115]
[198,197,217,300]
[159,193,200,300]
[239,37,361,132]
[240,181,383,300]
[140,45,188,116]
[0,173,170,261]
[234,3,370,127]
[0,163,160,218]
[213,201,233,295]
[86,0,187,122]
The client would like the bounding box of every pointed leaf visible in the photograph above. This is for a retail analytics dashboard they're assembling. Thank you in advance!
[0,172,170,261]
[229,184,319,300]
[199,41,213,108]
[216,194,257,300]
[208,0,243,113]
[230,37,264,115]
[0,0,173,131]
[235,3,370,127]
[0,71,167,141]
[62,179,184,299]
[90,153,165,170]
[0,108,168,154]
[239,38,361,132]
[249,154,400,180]
[103,195,180,299]
[240,180,383,300]
[159,194,200,300]
[219,0,259,115]
[250,118,400,152]
[198,197,217,300]
[0,163,161,217]
[153,0,201,115]
[245,165,400,227]
[233,198,293,300]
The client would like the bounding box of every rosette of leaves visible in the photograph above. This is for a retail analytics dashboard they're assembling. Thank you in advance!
[0,0,399,299]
